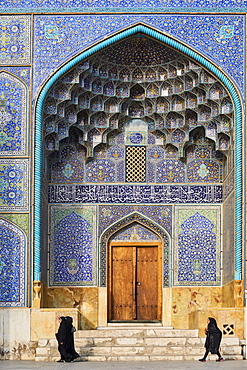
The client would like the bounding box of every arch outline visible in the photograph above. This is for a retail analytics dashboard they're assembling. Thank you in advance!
[34,23,243,281]
[99,211,171,287]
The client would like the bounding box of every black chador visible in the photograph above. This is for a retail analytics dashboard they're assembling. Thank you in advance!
[199,317,224,362]
[56,316,79,362]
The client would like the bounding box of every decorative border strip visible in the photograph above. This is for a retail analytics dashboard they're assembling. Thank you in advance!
[2,7,247,14]
[48,184,223,204]
[35,23,242,282]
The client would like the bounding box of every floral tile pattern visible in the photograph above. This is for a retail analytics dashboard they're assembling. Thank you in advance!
[0,72,28,156]
[0,218,26,307]
[0,160,29,211]
[174,206,221,286]
[49,206,97,286]
[0,16,31,65]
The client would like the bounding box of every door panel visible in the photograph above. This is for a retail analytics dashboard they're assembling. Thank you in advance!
[136,246,158,320]
[111,246,135,320]
[110,244,160,321]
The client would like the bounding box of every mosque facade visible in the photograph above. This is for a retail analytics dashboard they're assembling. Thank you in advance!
[0,0,246,360]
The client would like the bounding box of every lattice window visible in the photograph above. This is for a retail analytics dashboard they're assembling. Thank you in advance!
[126,146,146,182]
[223,324,234,335]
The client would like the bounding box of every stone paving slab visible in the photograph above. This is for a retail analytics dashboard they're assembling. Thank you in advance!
[1,360,247,369]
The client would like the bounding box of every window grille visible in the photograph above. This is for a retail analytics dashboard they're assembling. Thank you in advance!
[126,146,146,182]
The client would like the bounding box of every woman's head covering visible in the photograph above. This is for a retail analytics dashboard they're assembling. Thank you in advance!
[208,317,218,327]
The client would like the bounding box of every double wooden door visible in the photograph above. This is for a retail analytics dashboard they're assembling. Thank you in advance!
[108,243,162,321]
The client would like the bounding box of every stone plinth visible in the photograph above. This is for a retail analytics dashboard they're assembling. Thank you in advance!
[189,307,244,338]
[31,308,79,341]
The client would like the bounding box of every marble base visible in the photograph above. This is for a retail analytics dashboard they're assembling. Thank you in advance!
[47,287,98,329]
[31,308,79,341]
[0,308,36,360]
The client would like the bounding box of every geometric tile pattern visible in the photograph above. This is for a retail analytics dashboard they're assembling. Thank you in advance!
[0,72,27,156]
[0,218,26,307]
[33,15,244,97]
[174,206,221,286]
[49,206,97,286]
[0,159,29,211]
[0,16,31,65]
[126,146,146,182]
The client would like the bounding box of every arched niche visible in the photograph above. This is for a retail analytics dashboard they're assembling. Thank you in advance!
[34,23,242,293]
[0,218,26,307]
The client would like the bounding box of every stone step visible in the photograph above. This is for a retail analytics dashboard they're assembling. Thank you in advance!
[35,353,244,362]
[75,328,199,338]
[35,327,244,362]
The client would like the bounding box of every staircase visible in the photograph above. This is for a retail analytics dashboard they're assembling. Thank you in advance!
[35,324,244,361]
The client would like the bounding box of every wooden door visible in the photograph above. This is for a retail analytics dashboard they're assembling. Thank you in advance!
[109,244,161,321]
[136,246,158,320]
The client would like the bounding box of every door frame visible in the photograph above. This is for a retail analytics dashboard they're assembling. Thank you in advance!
[108,241,163,322]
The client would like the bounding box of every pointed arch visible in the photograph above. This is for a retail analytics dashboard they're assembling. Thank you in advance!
[34,23,243,282]
[99,212,171,287]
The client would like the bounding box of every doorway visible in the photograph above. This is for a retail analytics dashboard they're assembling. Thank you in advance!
[108,242,162,322]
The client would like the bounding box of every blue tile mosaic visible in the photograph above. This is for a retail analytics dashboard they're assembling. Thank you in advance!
[110,223,160,242]
[99,205,172,236]
[0,16,31,64]
[0,67,31,86]
[1,0,247,12]
[0,72,27,156]
[33,15,244,98]
[0,218,26,307]
[174,206,221,286]
[156,160,186,183]
[0,160,29,211]
[49,206,97,286]
[187,160,219,182]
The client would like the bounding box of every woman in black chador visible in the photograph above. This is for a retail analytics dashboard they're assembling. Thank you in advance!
[56,316,79,362]
[199,317,224,362]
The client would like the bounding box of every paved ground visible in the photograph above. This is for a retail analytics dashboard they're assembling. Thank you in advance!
[0,360,247,370]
